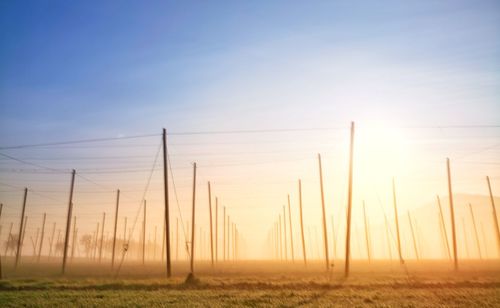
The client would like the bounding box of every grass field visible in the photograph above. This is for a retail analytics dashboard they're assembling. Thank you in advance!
[1,258,499,307]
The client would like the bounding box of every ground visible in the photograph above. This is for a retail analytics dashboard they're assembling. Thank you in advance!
[0,258,499,307]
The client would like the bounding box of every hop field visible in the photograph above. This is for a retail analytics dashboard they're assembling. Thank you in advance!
[1,259,499,307]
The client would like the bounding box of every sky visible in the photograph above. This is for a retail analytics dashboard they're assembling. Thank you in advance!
[0,1,499,261]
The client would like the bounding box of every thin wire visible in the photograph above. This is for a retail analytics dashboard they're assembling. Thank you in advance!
[114,141,162,277]
[0,133,160,150]
[0,152,70,173]
[168,152,190,258]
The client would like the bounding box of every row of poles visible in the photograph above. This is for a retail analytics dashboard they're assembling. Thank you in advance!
[266,122,500,277]
[0,128,244,278]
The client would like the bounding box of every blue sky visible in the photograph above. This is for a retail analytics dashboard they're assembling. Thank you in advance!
[1,1,500,259]
[1,0,499,145]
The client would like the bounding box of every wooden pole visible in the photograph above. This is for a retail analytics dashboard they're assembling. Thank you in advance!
[162,128,172,277]
[287,194,295,263]
[392,178,404,264]
[215,197,218,263]
[154,225,157,260]
[227,215,230,261]
[223,206,226,262]
[282,205,287,261]
[437,196,451,261]
[15,187,28,268]
[190,162,197,274]
[279,215,283,261]
[143,201,146,265]
[486,176,500,257]
[93,223,99,260]
[48,222,56,260]
[363,201,371,263]
[447,158,458,270]
[345,121,355,277]
[111,189,120,268]
[208,182,214,267]
[70,216,76,261]
[176,218,179,261]
[62,169,76,274]
[468,203,482,259]
[37,213,46,262]
[408,211,419,260]
[298,180,307,265]
[317,154,329,271]
[99,212,105,263]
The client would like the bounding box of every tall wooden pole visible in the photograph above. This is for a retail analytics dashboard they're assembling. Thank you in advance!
[227,215,230,261]
[62,169,76,274]
[447,158,458,270]
[486,176,500,257]
[162,128,172,277]
[208,182,214,267]
[37,213,46,262]
[345,121,355,277]
[279,215,283,261]
[48,222,56,260]
[317,154,329,271]
[143,201,146,265]
[190,162,197,273]
[468,203,482,259]
[176,218,179,261]
[223,206,226,261]
[20,216,28,257]
[287,195,295,263]
[408,211,419,260]
[111,189,120,268]
[437,196,451,261]
[282,205,287,261]
[363,201,371,263]
[70,215,76,261]
[298,180,307,265]
[392,178,404,264]
[99,212,105,263]
[15,188,28,268]
[215,197,218,263]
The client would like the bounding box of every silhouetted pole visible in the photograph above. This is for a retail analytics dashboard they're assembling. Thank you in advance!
[99,212,105,263]
[408,211,419,260]
[344,121,355,277]
[287,195,295,263]
[20,216,28,257]
[282,205,287,261]
[215,197,218,263]
[227,215,230,260]
[176,218,179,261]
[143,201,146,265]
[468,203,482,259]
[111,189,120,268]
[93,223,99,260]
[392,178,404,264]
[48,222,56,260]
[190,162,197,274]
[298,180,307,265]
[208,182,214,267]
[62,169,76,274]
[15,188,28,268]
[37,213,46,262]
[317,154,329,271]
[486,176,500,257]
[437,196,451,261]
[447,158,458,270]
[70,215,76,261]
[363,201,371,263]
[279,215,283,261]
[223,206,226,261]
[162,128,172,278]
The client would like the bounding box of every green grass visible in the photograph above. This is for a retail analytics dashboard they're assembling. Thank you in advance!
[0,259,499,307]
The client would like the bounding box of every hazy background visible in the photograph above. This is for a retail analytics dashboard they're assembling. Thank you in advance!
[0,1,499,260]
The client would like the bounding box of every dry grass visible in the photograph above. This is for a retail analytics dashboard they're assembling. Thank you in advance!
[0,258,499,307]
